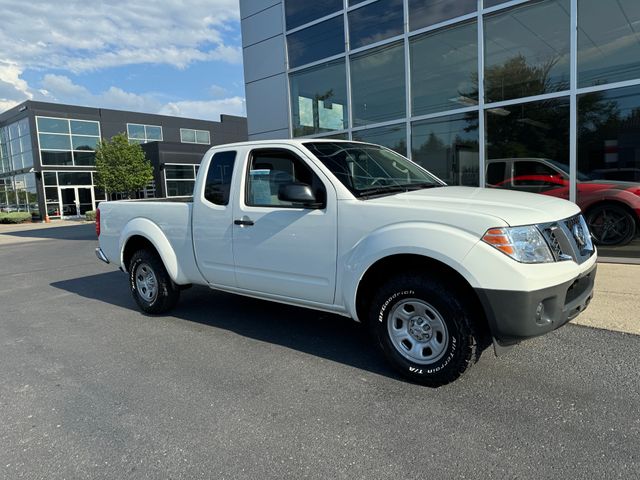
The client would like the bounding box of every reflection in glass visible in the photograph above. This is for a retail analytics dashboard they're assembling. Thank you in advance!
[351,42,405,126]
[74,151,96,166]
[39,133,71,150]
[145,126,162,141]
[70,120,100,136]
[484,0,570,103]
[58,172,92,185]
[285,0,342,30]
[287,16,345,68]
[166,180,195,197]
[484,0,510,7]
[181,129,197,143]
[41,150,73,166]
[352,124,407,156]
[195,130,210,144]
[411,113,479,186]
[411,21,477,116]
[127,124,146,139]
[486,96,570,196]
[72,135,99,151]
[165,165,196,180]
[349,0,404,50]
[578,84,640,248]
[409,0,476,32]
[37,117,69,134]
[578,0,640,87]
[290,60,348,136]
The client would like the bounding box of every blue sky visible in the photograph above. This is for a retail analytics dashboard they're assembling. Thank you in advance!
[0,0,245,121]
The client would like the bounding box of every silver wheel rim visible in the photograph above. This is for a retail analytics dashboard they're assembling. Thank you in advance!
[135,262,158,303]
[387,298,449,365]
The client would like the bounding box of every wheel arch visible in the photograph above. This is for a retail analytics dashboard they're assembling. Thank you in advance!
[354,254,490,341]
[119,218,187,284]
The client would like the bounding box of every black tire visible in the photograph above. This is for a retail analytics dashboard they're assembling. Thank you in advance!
[586,203,636,246]
[369,274,482,387]
[129,249,180,314]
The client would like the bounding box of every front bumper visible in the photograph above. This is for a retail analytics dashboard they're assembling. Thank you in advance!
[475,263,597,346]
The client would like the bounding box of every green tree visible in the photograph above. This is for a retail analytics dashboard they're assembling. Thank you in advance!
[94,133,153,199]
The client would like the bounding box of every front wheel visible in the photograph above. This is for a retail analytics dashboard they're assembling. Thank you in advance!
[129,249,180,314]
[369,274,482,387]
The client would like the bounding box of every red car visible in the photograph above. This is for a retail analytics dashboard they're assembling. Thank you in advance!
[486,158,640,246]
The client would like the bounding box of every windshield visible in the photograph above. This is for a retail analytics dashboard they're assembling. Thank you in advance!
[304,142,444,197]
[547,159,591,182]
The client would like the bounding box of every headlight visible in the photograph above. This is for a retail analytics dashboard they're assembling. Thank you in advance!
[482,225,554,263]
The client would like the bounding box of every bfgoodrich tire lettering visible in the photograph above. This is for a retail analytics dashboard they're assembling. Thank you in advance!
[129,249,180,314]
[370,274,481,387]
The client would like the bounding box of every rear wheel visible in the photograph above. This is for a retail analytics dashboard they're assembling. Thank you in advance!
[129,249,180,314]
[586,203,636,246]
[369,274,482,387]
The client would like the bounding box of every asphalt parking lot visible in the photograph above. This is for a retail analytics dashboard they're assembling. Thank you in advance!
[1,224,639,479]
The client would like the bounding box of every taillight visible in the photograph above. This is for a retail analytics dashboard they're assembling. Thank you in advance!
[95,208,101,237]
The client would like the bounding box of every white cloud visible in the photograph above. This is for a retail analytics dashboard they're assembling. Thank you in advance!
[159,97,246,121]
[0,1,246,119]
[38,74,243,121]
[0,0,241,73]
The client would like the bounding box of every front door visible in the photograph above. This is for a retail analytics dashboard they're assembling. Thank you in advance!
[59,187,93,217]
[232,147,338,305]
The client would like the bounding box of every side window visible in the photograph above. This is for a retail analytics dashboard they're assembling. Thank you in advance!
[513,161,561,186]
[246,149,326,208]
[486,161,507,186]
[204,151,236,205]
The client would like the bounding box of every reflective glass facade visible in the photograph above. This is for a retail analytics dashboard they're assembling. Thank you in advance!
[274,0,640,257]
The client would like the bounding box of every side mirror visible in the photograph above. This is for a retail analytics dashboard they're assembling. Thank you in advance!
[278,183,318,207]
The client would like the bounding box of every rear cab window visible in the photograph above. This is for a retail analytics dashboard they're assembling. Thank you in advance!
[204,151,237,206]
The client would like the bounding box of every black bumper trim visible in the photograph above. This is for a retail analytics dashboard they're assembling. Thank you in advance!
[475,263,597,346]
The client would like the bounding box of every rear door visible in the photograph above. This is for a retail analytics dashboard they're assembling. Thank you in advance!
[192,149,238,287]
[232,146,338,304]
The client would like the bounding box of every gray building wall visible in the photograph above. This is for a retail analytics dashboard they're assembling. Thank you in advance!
[240,1,290,139]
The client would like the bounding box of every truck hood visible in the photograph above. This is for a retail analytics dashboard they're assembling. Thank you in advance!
[365,186,580,226]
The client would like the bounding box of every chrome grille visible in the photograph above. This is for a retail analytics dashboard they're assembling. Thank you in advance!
[539,214,595,264]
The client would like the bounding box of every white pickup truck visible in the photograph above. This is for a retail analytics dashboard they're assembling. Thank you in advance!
[96,140,597,386]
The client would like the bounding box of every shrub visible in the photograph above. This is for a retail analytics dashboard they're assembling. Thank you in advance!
[0,212,33,224]
[85,210,96,221]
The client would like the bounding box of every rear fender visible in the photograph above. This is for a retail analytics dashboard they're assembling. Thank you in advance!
[119,217,188,285]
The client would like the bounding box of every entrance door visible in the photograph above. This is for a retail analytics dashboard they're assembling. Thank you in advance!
[59,187,93,217]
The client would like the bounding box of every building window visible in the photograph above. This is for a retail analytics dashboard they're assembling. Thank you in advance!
[180,128,211,145]
[285,0,342,30]
[348,0,404,50]
[164,164,197,197]
[352,123,407,156]
[0,118,33,173]
[409,0,476,32]
[37,117,101,167]
[486,96,570,191]
[40,170,101,218]
[350,41,406,126]
[287,15,345,68]
[290,60,348,136]
[578,0,640,88]
[484,0,570,103]
[411,112,479,187]
[127,123,163,143]
[410,21,478,117]
[578,84,640,247]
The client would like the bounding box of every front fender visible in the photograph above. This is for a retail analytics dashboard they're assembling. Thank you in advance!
[340,222,483,321]
[119,217,188,285]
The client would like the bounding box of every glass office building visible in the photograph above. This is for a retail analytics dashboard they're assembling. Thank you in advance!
[0,101,247,220]
[240,0,640,258]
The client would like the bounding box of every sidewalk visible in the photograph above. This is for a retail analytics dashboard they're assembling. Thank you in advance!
[0,219,638,336]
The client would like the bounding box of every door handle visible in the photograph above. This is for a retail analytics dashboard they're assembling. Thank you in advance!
[234,216,254,226]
